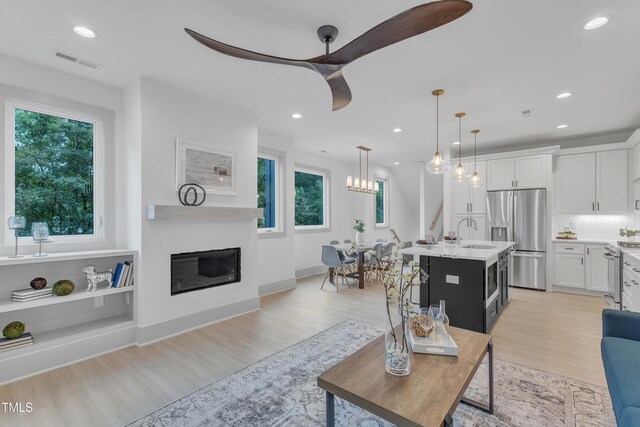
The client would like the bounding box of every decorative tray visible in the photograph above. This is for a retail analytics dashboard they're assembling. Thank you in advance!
[409,328,458,357]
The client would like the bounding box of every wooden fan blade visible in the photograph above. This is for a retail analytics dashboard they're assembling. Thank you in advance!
[316,0,472,65]
[185,28,314,71]
[324,69,352,111]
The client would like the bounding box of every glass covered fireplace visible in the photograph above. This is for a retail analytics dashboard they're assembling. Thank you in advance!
[171,248,241,295]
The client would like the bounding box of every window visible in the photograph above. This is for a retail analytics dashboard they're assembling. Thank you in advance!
[375,177,389,228]
[257,155,279,231]
[5,100,102,240]
[295,168,328,229]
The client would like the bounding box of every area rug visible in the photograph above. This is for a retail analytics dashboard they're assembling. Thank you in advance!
[129,320,615,427]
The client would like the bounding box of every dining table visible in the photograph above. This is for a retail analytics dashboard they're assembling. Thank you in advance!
[331,243,376,289]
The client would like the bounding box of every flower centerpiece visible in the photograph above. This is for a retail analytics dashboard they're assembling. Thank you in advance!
[353,219,365,245]
[380,244,427,376]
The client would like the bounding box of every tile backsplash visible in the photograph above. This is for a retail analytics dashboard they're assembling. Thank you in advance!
[553,214,640,240]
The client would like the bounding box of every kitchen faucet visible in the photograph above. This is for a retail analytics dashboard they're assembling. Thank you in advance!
[456,216,478,244]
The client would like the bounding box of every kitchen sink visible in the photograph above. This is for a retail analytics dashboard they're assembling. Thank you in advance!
[461,244,496,250]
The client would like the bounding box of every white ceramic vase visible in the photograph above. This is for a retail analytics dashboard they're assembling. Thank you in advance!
[355,231,364,246]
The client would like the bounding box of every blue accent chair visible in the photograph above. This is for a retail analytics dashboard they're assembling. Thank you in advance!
[601,309,640,426]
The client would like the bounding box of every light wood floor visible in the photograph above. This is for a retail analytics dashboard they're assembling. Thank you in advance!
[0,275,607,427]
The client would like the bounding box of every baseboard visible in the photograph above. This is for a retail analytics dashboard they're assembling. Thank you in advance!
[137,297,261,346]
[295,265,325,278]
[258,278,297,296]
[552,285,607,298]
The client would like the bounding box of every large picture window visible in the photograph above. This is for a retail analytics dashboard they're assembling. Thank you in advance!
[375,177,388,227]
[5,100,102,240]
[257,155,279,231]
[295,168,328,229]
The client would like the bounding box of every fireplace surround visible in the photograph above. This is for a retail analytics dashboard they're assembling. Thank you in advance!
[171,248,241,295]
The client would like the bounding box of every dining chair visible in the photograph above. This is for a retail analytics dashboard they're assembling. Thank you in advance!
[378,242,396,278]
[376,238,388,243]
[344,239,352,243]
[329,240,340,245]
[321,245,353,292]
[364,242,384,284]
[330,240,356,271]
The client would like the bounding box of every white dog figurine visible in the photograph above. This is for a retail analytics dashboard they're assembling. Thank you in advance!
[83,265,113,292]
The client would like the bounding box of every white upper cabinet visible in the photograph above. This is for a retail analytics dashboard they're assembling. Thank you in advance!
[555,153,596,214]
[486,155,545,190]
[469,162,487,213]
[595,150,628,213]
[515,156,546,189]
[633,143,640,182]
[487,158,515,190]
[452,161,486,214]
[555,150,628,214]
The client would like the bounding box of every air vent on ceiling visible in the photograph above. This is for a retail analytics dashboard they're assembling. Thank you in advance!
[521,108,534,118]
[53,50,100,70]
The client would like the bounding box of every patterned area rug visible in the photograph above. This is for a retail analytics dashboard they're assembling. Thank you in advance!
[129,320,615,426]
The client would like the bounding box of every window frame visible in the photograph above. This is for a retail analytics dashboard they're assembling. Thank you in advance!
[257,151,283,235]
[294,165,330,232]
[4,98,104,245]
[374,175,389,229]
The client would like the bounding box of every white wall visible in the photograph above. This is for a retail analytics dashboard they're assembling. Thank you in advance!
[137,77,259,328]
[0,53,124,255]
[293,150,419,275]
[256,130,296,291]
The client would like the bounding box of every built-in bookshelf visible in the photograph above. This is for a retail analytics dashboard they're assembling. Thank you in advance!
[0,249,138,385]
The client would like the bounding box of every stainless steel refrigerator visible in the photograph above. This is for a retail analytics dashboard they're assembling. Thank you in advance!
[486,189,546,290]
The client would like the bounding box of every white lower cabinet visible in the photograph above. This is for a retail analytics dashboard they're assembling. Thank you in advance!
[555,253,585,288]
[585,245,609,292]
[555,242,609,292]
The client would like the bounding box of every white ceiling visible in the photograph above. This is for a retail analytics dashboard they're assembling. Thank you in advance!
[1,0,639,166]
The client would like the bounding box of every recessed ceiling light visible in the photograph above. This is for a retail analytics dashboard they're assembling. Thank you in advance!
[393,128,402,133]
[584,17,609,30]
[72,26,96,39]
[556,92,573,99]
[394,162,400,165]
[453,141,460,145]
[556,124,569,129]
[291,113,302,119]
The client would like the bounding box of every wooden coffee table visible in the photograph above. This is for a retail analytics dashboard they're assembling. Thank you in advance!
[317,326,493,427]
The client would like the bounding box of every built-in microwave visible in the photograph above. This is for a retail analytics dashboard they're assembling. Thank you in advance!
[485,257,499,308]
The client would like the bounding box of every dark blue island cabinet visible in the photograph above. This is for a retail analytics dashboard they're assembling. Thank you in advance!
[419,253,504,334]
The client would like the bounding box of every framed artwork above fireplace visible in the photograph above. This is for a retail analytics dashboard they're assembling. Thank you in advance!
[176,138,237,196]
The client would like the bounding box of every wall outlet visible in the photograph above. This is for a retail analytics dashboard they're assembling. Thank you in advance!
[94,295,104,308]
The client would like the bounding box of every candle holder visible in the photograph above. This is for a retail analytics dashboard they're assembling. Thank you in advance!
[7,216,26,258]
[31,222,50,257]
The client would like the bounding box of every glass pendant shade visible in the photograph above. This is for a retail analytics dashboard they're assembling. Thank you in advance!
[453,162,467,182]
[425,151,450,174]
[426,89,448,175]
[470,171,481,188]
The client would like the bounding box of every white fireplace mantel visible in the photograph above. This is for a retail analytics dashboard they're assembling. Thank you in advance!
[146,205,263,220]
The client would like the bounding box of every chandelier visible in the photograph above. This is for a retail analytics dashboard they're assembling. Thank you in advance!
[346,146,379,194]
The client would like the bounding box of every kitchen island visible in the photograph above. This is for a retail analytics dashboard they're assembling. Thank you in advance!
[401,240,514,333]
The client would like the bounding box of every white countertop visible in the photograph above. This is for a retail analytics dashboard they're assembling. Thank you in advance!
[552,239,614,245]
[401,240,515,262]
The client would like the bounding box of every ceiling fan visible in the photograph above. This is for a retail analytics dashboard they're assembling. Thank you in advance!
[185,0,472,111]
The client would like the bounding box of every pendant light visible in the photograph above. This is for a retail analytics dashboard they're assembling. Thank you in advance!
[452,112,467,182]
[470,129,481,188]
[425,89,449,174]
[346,146,379,194]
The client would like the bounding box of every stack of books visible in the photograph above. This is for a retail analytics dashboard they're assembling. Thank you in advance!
[0,333,33,353]
[113,261,134,288]
[12,287,53,302]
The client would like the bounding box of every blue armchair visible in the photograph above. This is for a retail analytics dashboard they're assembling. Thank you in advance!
[601,309,640,427]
